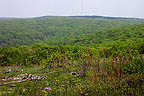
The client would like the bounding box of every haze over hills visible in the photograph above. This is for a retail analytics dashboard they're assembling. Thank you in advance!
[0,16,144,47]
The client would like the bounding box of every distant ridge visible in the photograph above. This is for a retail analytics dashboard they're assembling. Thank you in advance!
[0,17,18,20]
[69,16,140,19]
[0,17,7,20]
[35,15,141,20]
[0,15,142,20]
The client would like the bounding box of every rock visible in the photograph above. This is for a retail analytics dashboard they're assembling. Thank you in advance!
[13,77,21,80]
[45,87,52,91]
[17,80,23,83]
[29,74,33,77]
[8,92,11,94]
[31,76,37,79]
[10,84,16,87]
[71,72,77,75]
[61,84,65,87]
[1,73,48,85]
[10,81,17,84]
[23,77,27,80]
[19,74,25,77]
[5,69,23,74]
[22,79,27,82]
[37,76,41,80]
[3,82,8,85]
[7,88,13,91]
[2,79,6,81]
[5,69,15,73]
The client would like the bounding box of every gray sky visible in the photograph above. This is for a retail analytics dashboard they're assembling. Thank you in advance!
[0,0,144,18]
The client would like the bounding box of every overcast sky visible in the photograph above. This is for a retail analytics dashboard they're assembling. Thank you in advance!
[0,0,144,18]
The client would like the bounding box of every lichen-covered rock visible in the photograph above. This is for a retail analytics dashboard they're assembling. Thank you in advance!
[5,69,15,73]
[7,88,13,91]
[1,73,47,85]
[45,87,52,91]
[4,69,23,74]
[10,84,16,87]
[71,72,77,75]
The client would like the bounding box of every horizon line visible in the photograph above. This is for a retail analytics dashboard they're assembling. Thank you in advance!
[0,15,144,19]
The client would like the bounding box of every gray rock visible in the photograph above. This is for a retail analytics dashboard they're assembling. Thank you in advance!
[2,79,6,81]
[17,80,23,83]
[71,72,77,75]
[7,88,13,91]
[8,92,11,94]
[3,82,8,85]
[22,79,27,82]
[5,69,15,73]
[10,81,17,83]
[10,84,16,87]
[1,73,48,86]
[45,87,52,91]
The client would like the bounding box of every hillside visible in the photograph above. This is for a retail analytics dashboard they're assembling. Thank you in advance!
[71,24,144,46]
[0,16,144,47]
[0,16,144,96]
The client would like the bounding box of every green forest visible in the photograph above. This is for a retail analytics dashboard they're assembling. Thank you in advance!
[0,16,144,46]
[0,16,144,96]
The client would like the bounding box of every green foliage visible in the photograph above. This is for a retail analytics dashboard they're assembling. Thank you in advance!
[0,17,144,47]
[0,16,144,96]
[72,24,144,46]
[0,42,144,96]
[0,44,95,67]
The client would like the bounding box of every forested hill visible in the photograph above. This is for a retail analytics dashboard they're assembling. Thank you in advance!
[0,16,144,47]
[70,24,144,46]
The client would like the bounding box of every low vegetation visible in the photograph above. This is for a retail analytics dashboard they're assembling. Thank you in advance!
[0,40,144,95]
[0,16,144,95]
